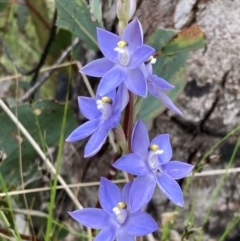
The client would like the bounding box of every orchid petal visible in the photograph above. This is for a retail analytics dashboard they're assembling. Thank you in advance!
[78,97,101,120]
[113,153,149,176]
[156,171,184,207]
[66,119,101,142]
[121,182,132,208]
[99,177,122,215]
[124,68,147,97]
[161,161,194,179]
[97,28,120,63]
[122,19,143,53]
[114,83,124,112]
[151,134,172,164]
[68,208,109,229]
[132,120,150,157]
[95,223,119,241]
[156,89,183,116]
[102,110,121,130]
[149,75,174,90]
[98,65,127,96]
[117,227,135,241]
[148,81,158,97]
[145,62,153,75]
[84,127,109,157]
[119,83,129,110]
[124,211,158,235]
[129,45,154,69]
[129,173,156,213]
[80,58,115,77]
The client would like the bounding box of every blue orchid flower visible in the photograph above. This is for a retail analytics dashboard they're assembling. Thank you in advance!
[81,19,154,98]
[113,120,194,212]
[69,177,158,241]
[66,87,123,157]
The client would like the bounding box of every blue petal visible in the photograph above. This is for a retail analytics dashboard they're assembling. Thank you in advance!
[97,28,120,63]
[129,173,156,213]
[148,81,158,97]
[132,120,150,157]
[122,19,143,53]
[80,58,115,77]
[156,89,183,116]
[145,62,153,75]
[151,134,172,164]
[68,208,110,229]
[99,177,122,215]
[156,171,184,207]
[102,109,121,130]
[119,83,129,111]
[114,83,124,112]
[113,153,149,176]
[129,45,155,69]
[124,211,158,236]
[124,68,147,97]
[84,127,109,157]
[149,75,174,90]
[121,182,132,208]
[117,227,135,241]
[66,119,101,142]
[78,97,101,120]
[161,161,194,179]
[95,223,119,241]
[98,65,127,96]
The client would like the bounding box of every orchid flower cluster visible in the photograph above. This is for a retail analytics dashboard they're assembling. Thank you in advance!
[66,17,194,241]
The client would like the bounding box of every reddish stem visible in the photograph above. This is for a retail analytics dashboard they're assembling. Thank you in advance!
[124,92,135,181]
[123,99,130,137]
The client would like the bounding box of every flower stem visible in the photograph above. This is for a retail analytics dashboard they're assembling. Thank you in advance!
[127,92,135,152]
[123,91,136,181]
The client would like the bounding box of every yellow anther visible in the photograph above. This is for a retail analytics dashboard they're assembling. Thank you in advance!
[117,202,127,209]
[117,40,128,48]
[101,96,112,104]
[149,144,159,152]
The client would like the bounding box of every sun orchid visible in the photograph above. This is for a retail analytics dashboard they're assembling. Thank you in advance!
[113,120,194,212]
[142,57,183,115]
[69,177,158,241]
[66,87,123,158]
[81,19,154,98]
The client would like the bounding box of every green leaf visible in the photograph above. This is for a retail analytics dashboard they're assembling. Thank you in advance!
[147,28,177,51]
[56,0,100,50]
[0,100,77,186]
[161,25,206,56]
[90,0,102,23]
[0,1,8,13]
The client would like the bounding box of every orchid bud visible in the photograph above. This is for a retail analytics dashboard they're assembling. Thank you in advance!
[117,0,136,23]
